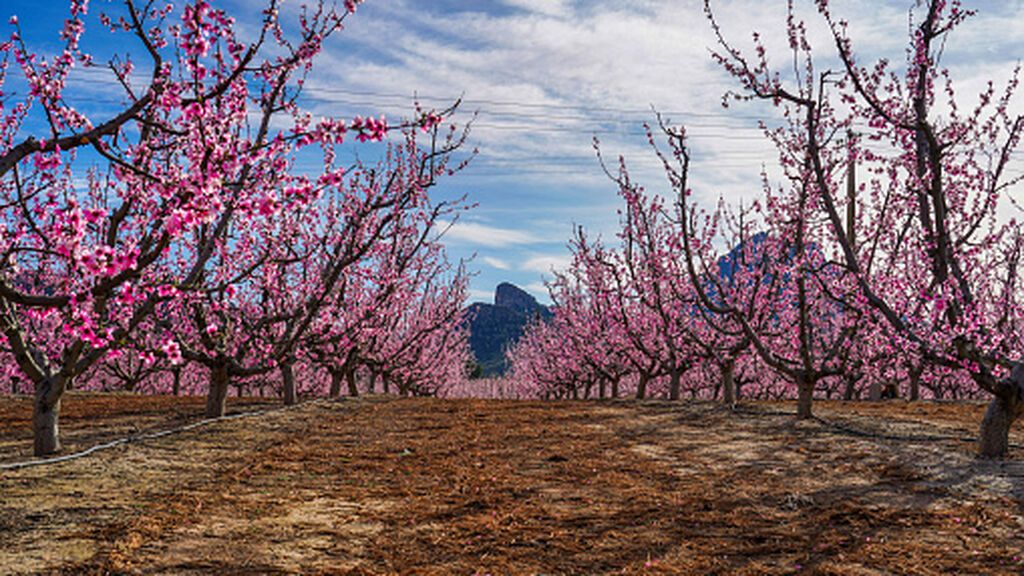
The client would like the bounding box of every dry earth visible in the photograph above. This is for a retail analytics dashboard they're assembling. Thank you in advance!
[1,394,1024,574]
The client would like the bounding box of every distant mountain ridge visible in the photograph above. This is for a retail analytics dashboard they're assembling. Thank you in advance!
[464,283,551,376]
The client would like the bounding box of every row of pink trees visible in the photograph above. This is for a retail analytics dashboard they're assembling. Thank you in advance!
[508,0,1023,457]
[0,0,473,456]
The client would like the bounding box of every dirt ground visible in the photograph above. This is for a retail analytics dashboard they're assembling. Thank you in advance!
[1,394,1023,575]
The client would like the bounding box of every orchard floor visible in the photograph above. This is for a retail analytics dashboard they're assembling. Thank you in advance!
[2,394,1024,575]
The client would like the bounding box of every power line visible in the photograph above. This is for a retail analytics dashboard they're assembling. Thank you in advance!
[17,72,1024,183]
[68,68,774,121]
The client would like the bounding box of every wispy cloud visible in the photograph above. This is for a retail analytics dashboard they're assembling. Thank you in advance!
[522,254,572,274]
[13,0,1024,305]
[523,282,553,303]
[500,0,572,18]
[440,220,541,248]
[483,256,512,270]
[468,288,495,303]
[301,0,1024,295]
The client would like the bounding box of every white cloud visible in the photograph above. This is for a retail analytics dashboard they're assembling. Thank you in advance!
[522,254,572,274]
[468,288,494,303]
[440,220,541,247]
[500,0,572,18]
[483,256,512,270]
[302,0,1024,295]
[523,282,553,303]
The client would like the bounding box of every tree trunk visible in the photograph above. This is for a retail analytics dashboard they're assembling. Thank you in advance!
[345,367,359,397]
[598,379,606,400]
[722,359,736,406]
[868,380,882,401]
[368,371,377,394]
[281,360,297,406]
[382,374,390,394]
[668,366,681,401]
[978,366,1024,458]
[172,369,181,396]
[909,365,922,401]
[978,394,1022,458]
[635,372,648,400]
[33,378,65,456]
[796,375,814,420]
[205,363,230,418]
[842,373,857,401]
[611,377,619,399]
[329,369,343,398]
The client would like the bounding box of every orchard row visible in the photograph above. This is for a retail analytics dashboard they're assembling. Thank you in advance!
[506,0,1024,458]
[0,0,473,457]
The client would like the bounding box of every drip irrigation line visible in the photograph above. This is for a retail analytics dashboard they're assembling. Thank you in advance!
[0,398,336,472]
[810,415,976,444]
[732,403,1024,450]
[812,414,1024,452]
[731,404,975,442]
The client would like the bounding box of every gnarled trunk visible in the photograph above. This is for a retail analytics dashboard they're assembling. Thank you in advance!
[842,372,859,401]
[978,395,1022,458]
[33,377,66,456]
[281,360,297,406]
[868,380,882,401]
[205,363,230,418]
[978,365,1024,458]
[329,369,343,398]
[722,359,736,406]
[611,377,619,399]
[345,367,359,397]
[796,375,814,420]
[668,366,681,401]
[635,372,648,400]
[909,364,923,401]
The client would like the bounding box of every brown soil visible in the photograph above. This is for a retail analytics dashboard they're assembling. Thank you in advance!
[1,395,1023,575]
[0,393,278,463]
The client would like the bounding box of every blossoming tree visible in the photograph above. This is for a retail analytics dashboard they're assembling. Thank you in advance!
[0,0,468,455]
[704,0,1024,456]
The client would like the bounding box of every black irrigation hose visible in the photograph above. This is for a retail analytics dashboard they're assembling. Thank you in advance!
[4,398,1022,472]
[810,415,976,444]
[731,403,1024,450]
[0,398,335,472]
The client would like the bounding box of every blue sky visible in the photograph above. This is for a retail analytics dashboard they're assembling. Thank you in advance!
[7,0,1024,304]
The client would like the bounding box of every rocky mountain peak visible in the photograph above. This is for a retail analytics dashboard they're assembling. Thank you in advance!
[494,282,543,316]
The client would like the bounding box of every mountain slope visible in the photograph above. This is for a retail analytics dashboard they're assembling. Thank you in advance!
[464,283,551,376]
